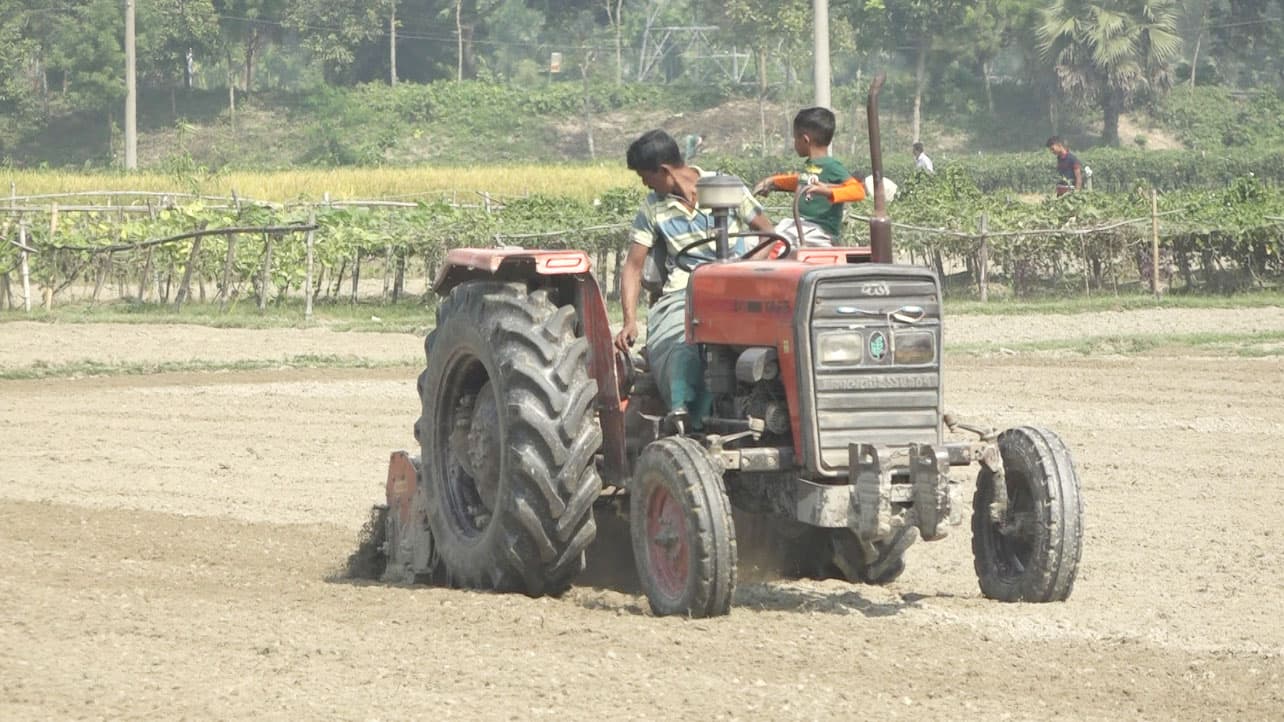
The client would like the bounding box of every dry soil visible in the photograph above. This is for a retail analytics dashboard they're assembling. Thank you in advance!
[1,308,1281,720]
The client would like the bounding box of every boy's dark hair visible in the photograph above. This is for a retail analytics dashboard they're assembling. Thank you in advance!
[1046,136,1064,148]
[912,141,924,153]
[793,107,836,146]
[627,130,683,172]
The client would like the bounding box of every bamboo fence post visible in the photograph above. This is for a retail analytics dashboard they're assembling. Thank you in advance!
[394,251,405,302]
[174,237,203,311]
[616,244,626,295]
[45,203,58,309]
[258,232,274,311]
[163,257,175,302]
[139,246,154,301]
[219,233,237,312]
[1151,188,1161,300]
[91,252,111,305]
[382,243,393,301]
[1080,236,1091,298]
[305,208,315,321]
[20,219,31,313]
[350,251,361,304]
[977,212,989,303]
[0,218,9,309]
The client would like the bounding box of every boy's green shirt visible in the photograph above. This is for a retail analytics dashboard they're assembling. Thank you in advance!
[797,155,853,237]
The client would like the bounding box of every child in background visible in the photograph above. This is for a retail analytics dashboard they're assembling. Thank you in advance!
[753,107,866,246]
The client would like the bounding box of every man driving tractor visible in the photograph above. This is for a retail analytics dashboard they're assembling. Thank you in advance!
[613,129,776,430]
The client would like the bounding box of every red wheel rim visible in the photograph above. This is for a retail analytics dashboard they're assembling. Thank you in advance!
[645,483,690,600]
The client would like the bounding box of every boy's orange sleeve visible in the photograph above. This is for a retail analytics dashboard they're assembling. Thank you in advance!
[829,176,867,203]
[770,173,799,191]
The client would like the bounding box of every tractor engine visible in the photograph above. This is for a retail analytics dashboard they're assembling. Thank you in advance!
[686,261,944,479]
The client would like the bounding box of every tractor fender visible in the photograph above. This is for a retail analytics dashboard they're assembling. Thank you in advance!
[432,248,592,295]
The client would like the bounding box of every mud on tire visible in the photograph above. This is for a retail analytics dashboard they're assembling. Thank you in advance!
[972,426,1083,603]
[418,282,602,596]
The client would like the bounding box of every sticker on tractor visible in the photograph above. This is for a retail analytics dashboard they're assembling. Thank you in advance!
[868,331,888,361]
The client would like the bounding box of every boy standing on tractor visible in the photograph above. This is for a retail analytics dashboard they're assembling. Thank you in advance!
[752,107,867,246]
[614,129,775,429]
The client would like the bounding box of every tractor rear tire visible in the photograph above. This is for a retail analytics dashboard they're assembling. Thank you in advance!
[972,426,1083,602]
[630,437,737,617]
[418,281,602,597]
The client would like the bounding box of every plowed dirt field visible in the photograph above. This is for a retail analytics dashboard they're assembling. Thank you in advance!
[2,309,1282,720]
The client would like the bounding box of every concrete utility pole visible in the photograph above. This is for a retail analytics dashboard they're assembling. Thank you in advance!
[813,0,831,109]
[389,1,398,86]
[125,0,138,169]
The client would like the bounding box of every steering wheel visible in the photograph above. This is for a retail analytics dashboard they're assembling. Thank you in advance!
[673,231,793,273]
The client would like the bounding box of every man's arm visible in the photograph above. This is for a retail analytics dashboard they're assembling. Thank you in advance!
[614,242,650,351]
[1073,162,1083,191]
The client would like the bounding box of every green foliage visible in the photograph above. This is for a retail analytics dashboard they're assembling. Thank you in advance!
[706,144,1284,195]
[1039,0,1182,145]
[882,165,1284,297]
[1154,85,1284,149]
[298,86,403,165]
[4,168,1281,314]
[291,80,739,165]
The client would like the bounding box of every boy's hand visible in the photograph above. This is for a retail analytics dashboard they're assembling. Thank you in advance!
[752,178,774,197]
[803,183,835,201]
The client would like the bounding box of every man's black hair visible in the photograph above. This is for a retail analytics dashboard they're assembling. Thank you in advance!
[1046,136,1064,148]
[627,130,684,172]
[793,107,836,146]
[912,141,924,153]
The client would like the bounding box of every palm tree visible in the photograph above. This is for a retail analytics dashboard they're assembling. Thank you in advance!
[1039,0,1182,146]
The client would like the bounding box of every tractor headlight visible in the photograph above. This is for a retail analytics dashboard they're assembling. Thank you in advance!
[817,332,865,365]
[893,330,936,365]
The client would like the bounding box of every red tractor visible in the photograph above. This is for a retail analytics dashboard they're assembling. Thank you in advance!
[363,78,1083,617]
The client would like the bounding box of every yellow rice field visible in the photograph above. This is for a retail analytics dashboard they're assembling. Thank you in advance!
[2,165,637,204]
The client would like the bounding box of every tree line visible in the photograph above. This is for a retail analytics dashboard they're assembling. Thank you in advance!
[2,1,1282,161]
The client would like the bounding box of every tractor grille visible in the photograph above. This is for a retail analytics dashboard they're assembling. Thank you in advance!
[799,268,943,475]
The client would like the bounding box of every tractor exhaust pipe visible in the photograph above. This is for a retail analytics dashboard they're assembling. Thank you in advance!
[866,72,892,263]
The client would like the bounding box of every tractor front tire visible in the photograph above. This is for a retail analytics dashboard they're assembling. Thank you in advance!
[418,281,602,596]
[972,426,1083,602]
[630,437,737,617]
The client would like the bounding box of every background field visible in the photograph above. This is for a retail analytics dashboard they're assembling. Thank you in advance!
[2,308,1281,719]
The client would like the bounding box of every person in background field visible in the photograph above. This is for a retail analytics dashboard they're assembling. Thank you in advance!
[1047,136,1083,196]
[614,129,775,429]
[682,133,704,161]
[913,141,934,174]
[752,107,866,247]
